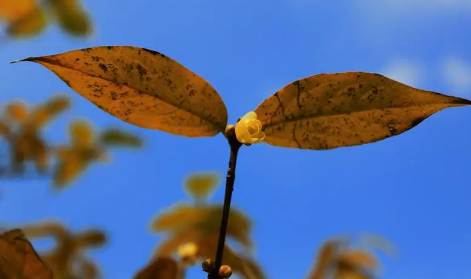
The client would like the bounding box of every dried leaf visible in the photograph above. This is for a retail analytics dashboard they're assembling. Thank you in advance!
[48,0,79,9]
[53,120,102,187]
[21,222,67,240]
[336,250,377,271]
[77,259,100,279]
[0,120,10,139]
[133,257,184,279]
[10,134,30,173]
[0,0,35,22]
[99,129,143,148]
[53,150,90,187]
[184,172,220,200]
[254,72,471,150]
[8,7,47,37]
[74,230,107,248]
[334,270,372,279]
[69,120,95,148]
[30,136,48,173]
[5,101,28,123]
[13,46,229,137]
[29,95,70,128]
[307,240,340,279]
[0,229,53,279]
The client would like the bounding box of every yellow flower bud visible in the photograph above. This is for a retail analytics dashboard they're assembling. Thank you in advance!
[235,112,265,144]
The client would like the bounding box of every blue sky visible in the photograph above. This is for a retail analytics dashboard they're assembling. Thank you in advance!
[1,0,471,279]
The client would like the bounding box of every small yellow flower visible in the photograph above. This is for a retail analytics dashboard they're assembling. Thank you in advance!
[177,242,198,259]
[235,112,265,144]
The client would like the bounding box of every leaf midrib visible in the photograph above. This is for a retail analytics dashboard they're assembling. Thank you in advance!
[262,101,465,129]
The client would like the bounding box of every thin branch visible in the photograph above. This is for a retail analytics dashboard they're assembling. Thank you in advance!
[208,126,242,279]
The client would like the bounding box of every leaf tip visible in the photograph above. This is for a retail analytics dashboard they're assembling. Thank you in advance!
[453,96,471,106]
[10,57,34,64]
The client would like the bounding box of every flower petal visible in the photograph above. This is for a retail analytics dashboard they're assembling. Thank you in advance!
[242,111,257,121]
[235,122,252,143]
[246,119,261,135]
[250,131,265,143]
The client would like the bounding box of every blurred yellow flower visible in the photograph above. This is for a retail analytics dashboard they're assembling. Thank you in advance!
[235,112,265,144]
[177,242,198,259]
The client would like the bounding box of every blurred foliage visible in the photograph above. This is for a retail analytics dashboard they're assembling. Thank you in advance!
[0,173,395,279]
[306,235,394,279]
[0,96,143,190]
[0,229,53,279]
[183,172,220,202]
[0,0,92,40]
[143,172,266,279]
[53,119,142,188]
[133,257,185,279]
[16,222,106,279]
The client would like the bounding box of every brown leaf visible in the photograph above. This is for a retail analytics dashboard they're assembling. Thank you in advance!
[28,135,48,173]
[76,258,100,279]
[10,134,30,173]
[4,101,28,124]
[28,95,70,128]
[307,240,341,279]
[52,120,102,188]
[53,151,91,188]
[0,120,10,139]
[74,230,107,248]
[69,120,95,148]
[133,257,184,279]
[334,269,372,279]
[0,229,53,279]
[21,222,67,240]
[254,72,471,150]
[335,250,377,271]
[13,46,229,137]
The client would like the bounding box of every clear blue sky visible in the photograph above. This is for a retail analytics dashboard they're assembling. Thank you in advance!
[1,0,471,279]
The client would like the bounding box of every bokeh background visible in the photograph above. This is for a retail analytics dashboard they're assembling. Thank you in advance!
[1,0,470,279]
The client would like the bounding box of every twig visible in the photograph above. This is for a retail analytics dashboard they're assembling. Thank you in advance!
[208,126,242,279]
